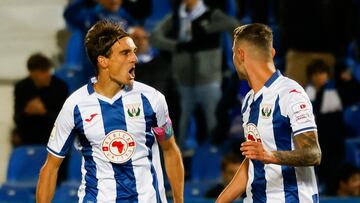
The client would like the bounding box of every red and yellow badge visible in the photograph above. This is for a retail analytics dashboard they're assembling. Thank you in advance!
[101,130,136,164]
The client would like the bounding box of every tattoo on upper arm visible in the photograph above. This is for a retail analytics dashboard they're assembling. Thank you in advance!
[272,131,321,166]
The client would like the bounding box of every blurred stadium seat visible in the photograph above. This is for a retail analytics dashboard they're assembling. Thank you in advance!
[0,183,34,203]
[52,183,79,203]
[343,103,360,137]
[191,143,221,182]
[5,145,47,189]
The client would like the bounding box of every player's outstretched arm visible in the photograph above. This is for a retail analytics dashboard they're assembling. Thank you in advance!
[159,136,184,203]
[36,153,63,203]
[241,131,321,166]
[216,158,248,203]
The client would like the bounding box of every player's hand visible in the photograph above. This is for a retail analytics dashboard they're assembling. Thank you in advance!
[240,141,276,164]
[25,97,47,115]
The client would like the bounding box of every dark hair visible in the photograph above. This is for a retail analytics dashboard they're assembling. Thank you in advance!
[233,23,273,57]
[84,19,129,75]
[221,153,243,171]
[306,59,331,79]
[27,53,52,71]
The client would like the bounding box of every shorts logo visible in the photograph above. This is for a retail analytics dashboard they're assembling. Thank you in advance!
[244,123,262,142]
[102,130,136,164]
[125,103,141,118]
[260,104,273,119]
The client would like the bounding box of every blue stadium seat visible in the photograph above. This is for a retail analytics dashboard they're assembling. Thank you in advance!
[343,103,360,137]
[52,183,79,203]
[0,184,34,203]
[143,0,171,31]
[184,181,216,199]
[344,138,360,167]
[6,145,47,188]
[191,144,221,182]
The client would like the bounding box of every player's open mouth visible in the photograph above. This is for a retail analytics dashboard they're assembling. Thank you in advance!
[129,68,135,79]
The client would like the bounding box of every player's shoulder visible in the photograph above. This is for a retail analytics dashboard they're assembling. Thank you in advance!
[276,76,306,97]
[62,84,90,110]
[133,81,165,97]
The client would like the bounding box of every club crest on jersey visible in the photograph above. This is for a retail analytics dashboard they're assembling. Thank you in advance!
[125,103,141,118]
[260,104,273,119]
[101,130,136,164]
[244,123,262,142]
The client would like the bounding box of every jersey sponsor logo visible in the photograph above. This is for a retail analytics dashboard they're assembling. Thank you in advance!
[244,123,262,142]
[289,89,301,94]
[85,113,98,122]
[125,103,141,118]
[101,130,136,164]
[292,102,311,123]
[260,104,273,119]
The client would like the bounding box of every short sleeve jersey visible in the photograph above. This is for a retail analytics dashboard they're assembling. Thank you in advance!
[241,71,319,203]
[47,79,170,203]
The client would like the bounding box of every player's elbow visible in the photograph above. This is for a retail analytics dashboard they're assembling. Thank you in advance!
[311,147,322,166]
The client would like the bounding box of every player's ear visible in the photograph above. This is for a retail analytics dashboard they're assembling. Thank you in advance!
[97,55,108,69]
[271,48,276,58]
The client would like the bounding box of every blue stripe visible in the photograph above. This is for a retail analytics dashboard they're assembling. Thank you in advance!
[58,129,76,156]
[98,98,138,203]
[141,94,161,203]
[273,96,299,203]
[264,70,281,88]
[74,105,98,202]
[241,94,251,114]
[312,194,319,203]
[249,95,267,203]
[87,80,95,94]
[293,127,317,135]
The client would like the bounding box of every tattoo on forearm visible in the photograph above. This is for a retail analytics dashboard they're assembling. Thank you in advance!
[272,131,321,166]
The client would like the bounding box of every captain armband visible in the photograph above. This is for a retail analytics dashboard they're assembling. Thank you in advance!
[152,118,174,141]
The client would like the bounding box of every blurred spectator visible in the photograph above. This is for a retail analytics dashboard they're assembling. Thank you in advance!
[13,53,68,146]
[63,0,137,88]
[305,59,345,187]
[205,153,243,198]
[327,163,360,196]
[277,0,357,86]
[129,26,181,136]
[122,0,152,25]
[334,60,360,108]
[150,0,240,149]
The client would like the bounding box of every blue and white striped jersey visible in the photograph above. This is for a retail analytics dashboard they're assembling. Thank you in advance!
[47,78,169,203]
[242,71,319,203]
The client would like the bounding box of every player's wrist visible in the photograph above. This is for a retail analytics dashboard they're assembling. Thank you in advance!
[265,151,279,164]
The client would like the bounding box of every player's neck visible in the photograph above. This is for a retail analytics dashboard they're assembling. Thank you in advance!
[248,62,276,94]
[94,76,124,99]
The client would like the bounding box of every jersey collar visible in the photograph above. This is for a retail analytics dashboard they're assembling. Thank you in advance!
[253,70,282,100]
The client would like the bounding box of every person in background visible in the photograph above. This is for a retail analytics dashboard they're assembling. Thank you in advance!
[205,153,243,198]
[13,53,68,146]
[129,26,181,136]
[327,163,360,196]
[150,0,240,149]
[305,59,345,189]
